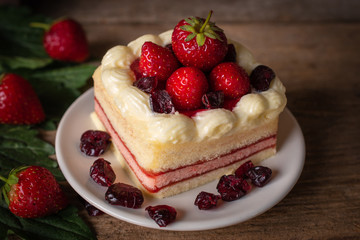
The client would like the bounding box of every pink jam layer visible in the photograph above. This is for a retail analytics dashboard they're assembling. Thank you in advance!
[95,98,276,193]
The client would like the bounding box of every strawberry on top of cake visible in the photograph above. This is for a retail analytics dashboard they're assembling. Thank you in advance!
[93,11,287,198]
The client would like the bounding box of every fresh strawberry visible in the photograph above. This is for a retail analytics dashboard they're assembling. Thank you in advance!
[139,41,180,82]
[166,67,208,111]
[172,11,228,72]
[41,18,89,62]
[0,73,45,125]
[209,62,250,99]
[0,166,68,218]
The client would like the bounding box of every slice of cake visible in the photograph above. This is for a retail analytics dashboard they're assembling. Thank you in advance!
[92,12,286,198]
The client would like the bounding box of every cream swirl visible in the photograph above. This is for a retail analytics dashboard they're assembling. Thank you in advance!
[99,31,287,144]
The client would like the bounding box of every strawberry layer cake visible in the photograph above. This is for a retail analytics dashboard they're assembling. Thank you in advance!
[92,13,287,198]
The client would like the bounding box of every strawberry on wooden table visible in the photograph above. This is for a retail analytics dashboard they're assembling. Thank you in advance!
[32,18,89,62]
[0,73,45,125]
[139,41,180,82]
[172,10,228,72]
[0,166,68,218]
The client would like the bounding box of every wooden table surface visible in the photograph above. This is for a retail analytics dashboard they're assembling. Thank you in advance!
[21,0,360,239]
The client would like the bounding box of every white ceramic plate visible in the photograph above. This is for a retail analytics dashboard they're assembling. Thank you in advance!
[56,88,305,231]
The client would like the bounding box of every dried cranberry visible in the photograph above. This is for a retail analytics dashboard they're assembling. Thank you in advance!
[246,166,272,187]
[84,201,104,216]
[145,205,177,227]
[80,130,111,156]
[105,183,144,208]
[149,89,175,114]
[130,58,143,80]
[133,76,158,93]
[223,43,237,62]
[165,43,173,53]
[250,65,275,92]
[216,175,247,201]
[194,191,221,210]
[202,91,224,109]
[235,160,255,178]
[90,158,116,187]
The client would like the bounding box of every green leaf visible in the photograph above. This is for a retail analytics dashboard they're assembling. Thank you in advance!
[0,55,53,70]
[0,125,62,180]
[196,33,206,46]
[0,203,96,240]
[185,33,197,41]
[180,25,195,33]
[28,64,96,89]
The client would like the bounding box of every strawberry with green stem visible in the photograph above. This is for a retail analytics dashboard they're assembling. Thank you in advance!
[31,18,89,62]
[172,10,228,72]
[1,166,68,218]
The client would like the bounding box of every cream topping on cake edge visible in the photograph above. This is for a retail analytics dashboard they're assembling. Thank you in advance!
[97,30,287,144]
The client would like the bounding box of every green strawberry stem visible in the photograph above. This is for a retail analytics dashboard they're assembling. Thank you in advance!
[30,22,50,31]
[0,175,8,183]
[199,10,213,33]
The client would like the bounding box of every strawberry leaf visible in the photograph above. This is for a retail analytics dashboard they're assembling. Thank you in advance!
[0,125,63,181]
[0,203,96,240]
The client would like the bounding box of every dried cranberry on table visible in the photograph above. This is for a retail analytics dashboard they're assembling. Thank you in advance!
[105,183,144,209]
[90,158,116,187]
[145,205,177,227]
[80,130,111,156]
[194,191,221,210]
[246,166,272,187]
[84,200,104,216]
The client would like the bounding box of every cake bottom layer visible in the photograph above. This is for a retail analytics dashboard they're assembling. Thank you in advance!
[93,101,277,198]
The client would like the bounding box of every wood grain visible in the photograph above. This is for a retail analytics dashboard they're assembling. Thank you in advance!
[9,1,360,239]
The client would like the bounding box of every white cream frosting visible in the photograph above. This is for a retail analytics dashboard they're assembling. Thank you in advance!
[99,30,287,144]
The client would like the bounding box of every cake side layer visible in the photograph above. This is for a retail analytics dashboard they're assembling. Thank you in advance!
[94,99,276,194]
[94,68,279,172]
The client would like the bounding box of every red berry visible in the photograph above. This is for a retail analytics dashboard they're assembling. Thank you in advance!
[166,67,209,111]
[90,158,116,187]
[246,166,272,187]
[139,42,180,81]
[1,166,68,218]
[223,43,237,62]
[105,183,144,209]
[202,91,224,109]
[194,191,221,210]
[0,73,45,125]
[250,65,276,92]
[43,19,89,62]
[235,160,255,179]
[149,89,175,114]
[80,130,111,156]
[145,205,177,227]
[172,11,228,72]
[133,76,158,93]
[130,59,144,80]
[209,62,250,99]
[216,175,248,201]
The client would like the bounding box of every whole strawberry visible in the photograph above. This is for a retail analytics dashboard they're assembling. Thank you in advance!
[42,18,89,62]
[172,11,228,72]
[0,166,68,218]
[139,41,180,81]
[0,73,45,125]
[209,62,250,99]
[166,67,208,111]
